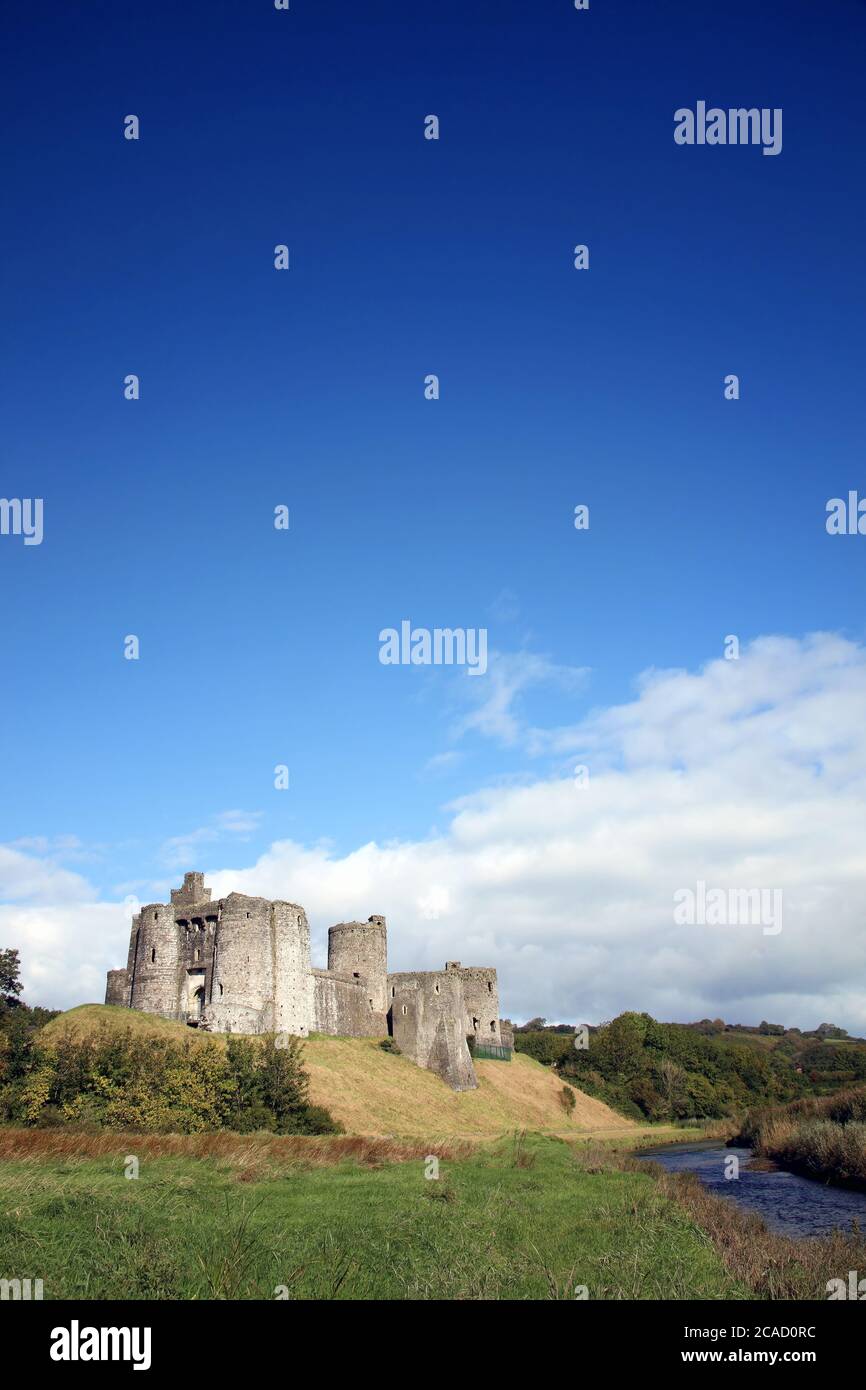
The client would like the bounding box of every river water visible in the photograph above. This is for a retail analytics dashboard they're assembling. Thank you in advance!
[637,1141,866,1238]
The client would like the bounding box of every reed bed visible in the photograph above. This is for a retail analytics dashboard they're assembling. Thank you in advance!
[0,1126,473,1171]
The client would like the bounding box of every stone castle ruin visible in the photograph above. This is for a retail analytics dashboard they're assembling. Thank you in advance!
[105,872,512,1090]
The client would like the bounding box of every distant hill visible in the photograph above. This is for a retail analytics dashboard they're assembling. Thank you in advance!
[513,1012,866,1122]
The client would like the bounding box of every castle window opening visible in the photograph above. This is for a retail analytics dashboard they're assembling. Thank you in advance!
[472,1017,479,1032]
[434,983,440,993]
[490,1021,496,1032]
[487,981,492,992]
[151,947,156,963]
[194,948,200,962]
[391,986,395,997]
[401,1005,407,1015]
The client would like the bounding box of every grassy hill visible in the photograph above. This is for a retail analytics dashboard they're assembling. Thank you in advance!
[40,1005,635,1138]
[303,1036,633,1137]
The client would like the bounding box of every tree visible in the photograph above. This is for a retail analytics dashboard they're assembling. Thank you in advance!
[0,949,22,1005]
[594,1013,647,1082]
[815,1023,849,1040]
[259,1035,310,1129]
[656,1058,688,1118]
[514,1030,572,1067]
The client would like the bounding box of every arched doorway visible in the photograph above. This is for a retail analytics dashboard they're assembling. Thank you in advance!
[186,968,206,1024]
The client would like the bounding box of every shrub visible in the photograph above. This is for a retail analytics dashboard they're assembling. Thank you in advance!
[1,1024,341,1137]
[740,1087,866,1187]
[283,1104,345,1136]
[229,1102,278,1134]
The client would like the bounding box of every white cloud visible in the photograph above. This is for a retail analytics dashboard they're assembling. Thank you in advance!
[422,751,462,775]
[1,901,132,1009]
[454,649,589,747]
[3,633,866,1034]
[160,809,263,868]
[0,846,95,904]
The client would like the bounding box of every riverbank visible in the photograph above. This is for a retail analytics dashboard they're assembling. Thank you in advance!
[636,1139,866,1239]
[575,1138,866,1299]
[3,1125,859,1299]
[0,1130,746,1299]
[733,1088,866,1192]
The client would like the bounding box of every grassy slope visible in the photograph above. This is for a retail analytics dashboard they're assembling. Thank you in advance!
[304,1036,634,1137]
[41,1005,636,1138]
[41,1004,200,1042]
[0,1133,746,1300]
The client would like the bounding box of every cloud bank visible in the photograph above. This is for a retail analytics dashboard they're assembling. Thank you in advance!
[3,632,865,1033]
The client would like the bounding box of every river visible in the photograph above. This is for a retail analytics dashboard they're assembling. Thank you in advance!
[637,1141,866,1238]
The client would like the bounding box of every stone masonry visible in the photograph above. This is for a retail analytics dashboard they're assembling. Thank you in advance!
[105,872,510,1090]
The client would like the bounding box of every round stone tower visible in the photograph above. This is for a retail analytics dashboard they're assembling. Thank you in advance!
[128,903,182,1018]
[327,916,388,1015]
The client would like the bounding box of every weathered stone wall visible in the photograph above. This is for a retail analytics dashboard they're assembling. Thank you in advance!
[272,901,315,1035]
[327,917,388,1014]
[171,872,211,907]
[499,1018,515,1050]
[202,894,312,1036]
[116,886,313,1034]
[128,903,184,1018]
[105,969,129,1007]
[446,962,501,1044]
[311,968,387,1037]
[390,972,477,1091]
[175,904,218,1023]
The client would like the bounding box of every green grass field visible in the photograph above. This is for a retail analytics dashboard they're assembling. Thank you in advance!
[0,1132,747,1300]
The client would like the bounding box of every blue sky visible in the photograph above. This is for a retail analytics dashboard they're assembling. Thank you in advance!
[3,1,866,1026]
